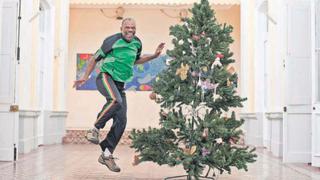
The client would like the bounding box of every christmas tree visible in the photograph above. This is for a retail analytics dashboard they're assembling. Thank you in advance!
[130,0,256,179]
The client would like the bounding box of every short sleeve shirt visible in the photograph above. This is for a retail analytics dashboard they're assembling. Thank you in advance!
[94,33,142,82]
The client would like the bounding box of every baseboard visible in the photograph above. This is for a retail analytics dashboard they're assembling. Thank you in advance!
[245,134,263,147]
[63,130,132,145]
[19,137,38,154]
[0,147,14,161]
[283,152,311,163]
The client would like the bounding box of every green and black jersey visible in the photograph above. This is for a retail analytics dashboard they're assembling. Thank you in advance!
[94,33,142,82]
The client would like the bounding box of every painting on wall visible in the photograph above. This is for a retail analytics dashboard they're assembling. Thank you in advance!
[76,53,168,91]
[76,53,100,90]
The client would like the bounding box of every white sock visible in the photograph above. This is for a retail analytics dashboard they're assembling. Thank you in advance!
[104,149,111,157]
[93,127,99,132]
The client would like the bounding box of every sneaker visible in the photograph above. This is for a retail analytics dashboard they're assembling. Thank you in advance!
[98,153,121,172]
[85,128,99,144]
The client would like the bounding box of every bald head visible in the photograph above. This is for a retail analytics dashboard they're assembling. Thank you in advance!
[121,18,136,26]
[120,18,136,42]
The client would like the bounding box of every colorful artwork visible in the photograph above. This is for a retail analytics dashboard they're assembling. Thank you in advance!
[76,53,168,91]
[125,54,168,91]
[76,53,100,90]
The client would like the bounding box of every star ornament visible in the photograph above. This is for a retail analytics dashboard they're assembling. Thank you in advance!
[176,63,190,80]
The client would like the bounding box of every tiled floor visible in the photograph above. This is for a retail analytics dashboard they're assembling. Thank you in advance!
[0,144,320,180]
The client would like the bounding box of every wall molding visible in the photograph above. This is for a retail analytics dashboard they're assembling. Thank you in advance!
[265,112,283,120]
[63,130,132,145]
[19,110,41,154]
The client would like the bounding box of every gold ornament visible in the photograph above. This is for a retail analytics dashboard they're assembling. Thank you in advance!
[202,66,208,72]
[132,155,140,166]
[176,63,190,80]
[227,78,231,86]
[160,111,168,118]
[149,92,157,100]
[202,128,209,139]
[183,145,197,155]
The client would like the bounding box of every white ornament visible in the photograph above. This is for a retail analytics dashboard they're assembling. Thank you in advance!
[215,138,223,144]
[191,47,196,56]
[166,58,174,66]
[207,37,212,44]
[213,93,221,101]
[184,21,189,28]
[211,58,222,69]
[178,39,184,45]
[197,77,203,87]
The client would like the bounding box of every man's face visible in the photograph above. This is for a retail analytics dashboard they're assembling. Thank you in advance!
[121,20,136,42]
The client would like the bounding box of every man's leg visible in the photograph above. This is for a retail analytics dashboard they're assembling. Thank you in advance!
[100,93,127,154]
[86,73,123,144]
[98,92,127,172]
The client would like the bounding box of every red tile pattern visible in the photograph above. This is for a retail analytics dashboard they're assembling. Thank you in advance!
[63,130,132,145]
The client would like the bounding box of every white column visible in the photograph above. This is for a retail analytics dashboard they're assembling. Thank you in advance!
[18,0,33,109]
[46,2,54,110]
[240,0,249,112]
[0,0,3,53]
[59,0,69,110]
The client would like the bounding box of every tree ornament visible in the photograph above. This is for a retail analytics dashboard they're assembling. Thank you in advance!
[206,37,212,44]
[201,147,210,157]
[184,145,197,155]
[161,111,168,117]
[202,128,209,139]
[227,66,236,74]
[132,155,140,166]
[178,39,184,45]
[191,46,196,56]
[211,58,222,69]
[213,93,221,101]
[184,21,189,28]
[229,137,238,144]
[149,92,157,100]
[176,63,190,80]
[192,34,200,41]
[202,66,208,72]
[215,138,223,144]
[227,78,232,86]
[215,53,224,59]
[166,57,174,66]
[191,71,199,77]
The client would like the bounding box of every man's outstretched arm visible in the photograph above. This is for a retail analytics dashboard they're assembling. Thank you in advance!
[73,56,97,88]
[135,43,165,64]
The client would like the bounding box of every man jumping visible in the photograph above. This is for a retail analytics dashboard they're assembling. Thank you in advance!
[73,17,165,172]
